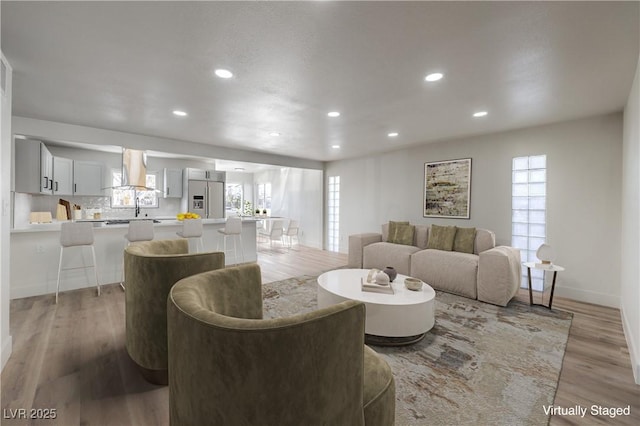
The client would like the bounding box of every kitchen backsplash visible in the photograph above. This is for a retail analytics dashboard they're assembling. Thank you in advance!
[13,192,182,228]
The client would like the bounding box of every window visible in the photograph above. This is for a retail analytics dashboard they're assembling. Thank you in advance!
[512,155,546,290]
[226,183,243,214]
[327,176,340,252]
[256,183,271,212]
[111,169,159,208]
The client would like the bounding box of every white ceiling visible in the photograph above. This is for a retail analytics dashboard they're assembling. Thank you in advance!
[2,1,638,163]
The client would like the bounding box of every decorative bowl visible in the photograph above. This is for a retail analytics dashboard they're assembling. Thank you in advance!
[404,277,423,291]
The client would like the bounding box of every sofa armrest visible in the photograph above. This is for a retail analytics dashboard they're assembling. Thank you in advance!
[348,233,382,268]
[477,246,521,307]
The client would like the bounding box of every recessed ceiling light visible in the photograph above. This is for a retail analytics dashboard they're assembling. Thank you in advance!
[214,69,233,79]
[173,110,187,117]
[425,73,444,82]
[269,132,281,137]
[473,111,488,117]
[332,145,340,149]
[234,167,245,171]
[388,132,399,138]
[327,111,341,118]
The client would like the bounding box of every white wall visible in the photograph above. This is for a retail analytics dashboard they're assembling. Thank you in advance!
[254,168,323,249]
[621,56,640,384]
[1,52,13,371]
[327,113,623,308]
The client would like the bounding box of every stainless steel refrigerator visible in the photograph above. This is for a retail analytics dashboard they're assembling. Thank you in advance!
[187,180,225,219]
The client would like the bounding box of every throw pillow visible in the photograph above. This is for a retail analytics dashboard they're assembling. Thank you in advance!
[387,221,410,242]
[390,223,415,245]
[453,227,476,254]
[426,225,457,251]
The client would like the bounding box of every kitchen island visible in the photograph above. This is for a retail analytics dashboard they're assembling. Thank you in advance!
[10,218,258,299]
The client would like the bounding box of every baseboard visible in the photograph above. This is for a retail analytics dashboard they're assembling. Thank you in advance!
[554,285,619,308]
[1,335,12,372]
[621,305,640,385]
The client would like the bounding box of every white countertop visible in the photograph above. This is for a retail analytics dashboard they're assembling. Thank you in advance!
[11,217,258,233]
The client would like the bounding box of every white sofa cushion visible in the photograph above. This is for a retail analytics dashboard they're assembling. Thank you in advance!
[363,242,421,276]
[410,249,479,299]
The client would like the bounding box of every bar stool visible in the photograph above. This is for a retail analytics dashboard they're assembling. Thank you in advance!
[176,218,204,253]
[56,222,100,304]
[217,216,244,264]
[121,220,155,290]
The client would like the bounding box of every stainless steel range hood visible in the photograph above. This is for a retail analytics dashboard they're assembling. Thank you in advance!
[122,148,147,188]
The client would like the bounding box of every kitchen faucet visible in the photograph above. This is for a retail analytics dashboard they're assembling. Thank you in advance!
[135,196,140,218]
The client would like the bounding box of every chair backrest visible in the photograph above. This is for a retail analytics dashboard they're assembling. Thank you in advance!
[124,239,225,384]
[126,220,154,242]
[60,222,94,247]
[168,264,366,426]
[181,218,203,238]
[225,216,242,235]
[270,220,284,239]
[286,219,299,236]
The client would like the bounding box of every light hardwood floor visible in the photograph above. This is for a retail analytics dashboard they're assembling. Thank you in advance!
[1,245,638,425]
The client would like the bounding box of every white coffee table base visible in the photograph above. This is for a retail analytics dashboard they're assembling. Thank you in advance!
[317,269,436,346]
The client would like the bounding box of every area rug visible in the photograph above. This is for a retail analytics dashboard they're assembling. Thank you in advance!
[262,275,573,426]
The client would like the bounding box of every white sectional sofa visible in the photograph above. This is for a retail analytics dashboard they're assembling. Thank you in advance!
[348,222,521,306]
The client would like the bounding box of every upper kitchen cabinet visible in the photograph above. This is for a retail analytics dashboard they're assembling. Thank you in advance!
[186,167,223,181]
[163,168,183,198]
[15,138,54,194]
[52,156,73,196]
[73,160,104,196]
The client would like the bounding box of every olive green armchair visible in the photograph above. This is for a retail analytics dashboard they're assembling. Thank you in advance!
[167,263,395,426]
[124,239,225,385]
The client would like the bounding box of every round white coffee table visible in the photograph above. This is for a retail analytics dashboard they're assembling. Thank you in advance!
[317,269,436,345]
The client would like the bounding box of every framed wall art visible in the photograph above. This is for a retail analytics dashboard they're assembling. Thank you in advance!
[424,158,472,219]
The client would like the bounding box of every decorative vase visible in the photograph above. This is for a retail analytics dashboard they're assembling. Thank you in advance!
[383,266,397,282]
[374,271,390,286]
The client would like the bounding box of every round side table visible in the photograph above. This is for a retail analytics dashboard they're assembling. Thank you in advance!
[523,262,565,309]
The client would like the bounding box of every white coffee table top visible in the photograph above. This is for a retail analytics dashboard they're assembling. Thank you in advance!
[317,268,435,306]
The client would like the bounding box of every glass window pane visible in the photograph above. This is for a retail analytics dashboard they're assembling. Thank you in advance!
[512,236,528,249]
[529,224,546,237]
[529,210,546,224]
[529,155,546,169]
[528,183,546,196]
[529,170,546,183]
[529,197,546,210]
[512,223,528,236]
[513,183,529,196]
[513,171,528,183]
[512,196,528,209]
[513,157,529,170]
[512,209,528,223]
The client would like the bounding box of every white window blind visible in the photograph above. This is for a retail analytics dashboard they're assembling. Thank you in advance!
[512,155,546,291]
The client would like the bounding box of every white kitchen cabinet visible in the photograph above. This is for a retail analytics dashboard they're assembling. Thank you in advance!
[73,160,104,196]
[14,138,54,194]
[53,156,73,196]
[186,167,222,181]
[163,168,183,198]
